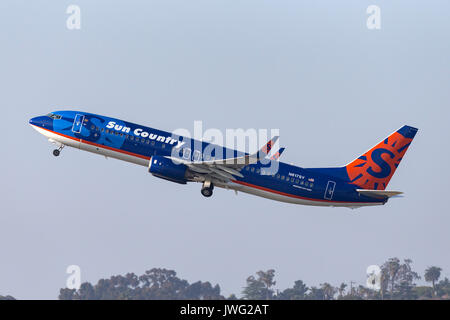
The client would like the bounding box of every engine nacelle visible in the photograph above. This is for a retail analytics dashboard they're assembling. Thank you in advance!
[148,156,188,184]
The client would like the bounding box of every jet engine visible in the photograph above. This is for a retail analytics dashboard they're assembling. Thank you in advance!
[148,156,188,184]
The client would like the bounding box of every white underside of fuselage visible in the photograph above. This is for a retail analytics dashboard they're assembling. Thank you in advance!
[32,125,382,208]
[216,181,382,208]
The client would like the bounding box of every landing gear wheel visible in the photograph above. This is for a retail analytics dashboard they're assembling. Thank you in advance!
[52,144,64,157]
[201,181,214,197]
[201,187,213,197]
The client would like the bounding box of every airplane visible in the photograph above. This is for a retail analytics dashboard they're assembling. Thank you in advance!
[29,111,418,208]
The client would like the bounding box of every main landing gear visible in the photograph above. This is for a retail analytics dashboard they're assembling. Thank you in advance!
[201,181,214,197]
[53,145,64,157]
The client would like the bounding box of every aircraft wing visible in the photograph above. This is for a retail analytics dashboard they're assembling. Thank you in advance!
[169,137,279,183]
[356,189,403,198]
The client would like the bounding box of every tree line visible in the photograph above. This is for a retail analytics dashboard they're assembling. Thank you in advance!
[57,257,449,300]
[1,257,449,300]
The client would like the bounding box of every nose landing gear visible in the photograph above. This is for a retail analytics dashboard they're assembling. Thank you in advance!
[53,145,64,157]
[201,181,214,197]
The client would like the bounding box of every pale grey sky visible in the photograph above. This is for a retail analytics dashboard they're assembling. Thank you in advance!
[1,0,449,299]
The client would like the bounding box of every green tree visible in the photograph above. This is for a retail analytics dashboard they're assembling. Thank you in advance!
[381,257,401,299]
[381,258,420,299]
[320,283,336,300]
[278,280,309,300]
[436,277,450,297]
[242,270,276,300]
[337,283,347,299]
[397,259,420,299]
[257,269,276,300]
[306,286,325,300]
[424,266,442,296]
[242,275,266,300]
[58,288,76,300]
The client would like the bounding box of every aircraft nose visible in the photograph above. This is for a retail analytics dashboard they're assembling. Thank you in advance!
[29,116,45,127]
[29,115,53,130]
[29,117,39,125]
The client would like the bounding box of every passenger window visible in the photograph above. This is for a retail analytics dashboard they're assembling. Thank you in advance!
[183,148,191,159]
[276,174,280,179]
[310,183,314,188]
[151,141,155,146]
[295,179,299,184]
[193,150,201,161]
[162,144,165,148]
[281,175,285,180]
[246,167,250,171]
[130,136,134,141]
[106,129,109,134]
[256,169,260,174]
[91,125,95,130]
[251,167,255,172]
[141,138,146,143]
[101,128,104,132]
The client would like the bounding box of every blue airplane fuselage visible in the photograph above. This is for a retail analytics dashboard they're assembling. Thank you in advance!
[29,110,418,208]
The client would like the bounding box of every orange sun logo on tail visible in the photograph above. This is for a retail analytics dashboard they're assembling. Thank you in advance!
[346,126,417,190]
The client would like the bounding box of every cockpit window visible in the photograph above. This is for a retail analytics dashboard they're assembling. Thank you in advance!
[46,113,62,120]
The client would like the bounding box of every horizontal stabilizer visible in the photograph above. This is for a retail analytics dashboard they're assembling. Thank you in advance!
[356,189,403,198]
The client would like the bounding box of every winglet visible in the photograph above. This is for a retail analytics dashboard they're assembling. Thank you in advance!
[258,136,279,158]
